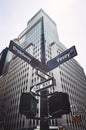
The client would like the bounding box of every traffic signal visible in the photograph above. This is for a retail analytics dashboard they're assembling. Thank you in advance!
[0,48,12,76]
[19,92,38,118]
[59,126,63,130]
[77,114,81,122]
[0,48,8,76]
[48,92,71,117]
[72,114,81,123]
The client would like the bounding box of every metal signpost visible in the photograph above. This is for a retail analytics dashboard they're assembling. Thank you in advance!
[40,17,49,130]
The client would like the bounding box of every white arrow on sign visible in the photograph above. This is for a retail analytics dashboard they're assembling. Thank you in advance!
[30,77,54,93]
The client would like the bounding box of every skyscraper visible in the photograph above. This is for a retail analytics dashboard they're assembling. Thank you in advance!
[0,9,86,130]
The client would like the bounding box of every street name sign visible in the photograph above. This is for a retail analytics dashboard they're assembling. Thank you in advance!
[9,40,48,72]
[36,69,51,80]
[30,77,55,93]
[47,46,77,71]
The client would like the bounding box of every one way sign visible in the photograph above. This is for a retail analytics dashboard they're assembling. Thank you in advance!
[47,46,77,71]
[30,77,55,93]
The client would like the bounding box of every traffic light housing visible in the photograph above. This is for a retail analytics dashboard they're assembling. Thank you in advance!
[19,93,38,118]
[48,92,71,117]
[59,126,63,130]
[72,114,81,123]
[0,48,8,76]
[0,48,12,76]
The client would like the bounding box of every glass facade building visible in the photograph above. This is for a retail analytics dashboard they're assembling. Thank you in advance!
[0,9,86,130]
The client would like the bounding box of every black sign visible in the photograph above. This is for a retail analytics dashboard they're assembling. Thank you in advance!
[47,46,77,71]
[9,40,48,72]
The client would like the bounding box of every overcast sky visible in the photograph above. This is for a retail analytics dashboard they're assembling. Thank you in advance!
[0,0,86,74]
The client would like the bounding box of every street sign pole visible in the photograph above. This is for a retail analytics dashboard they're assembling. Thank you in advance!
[40,17,49,130]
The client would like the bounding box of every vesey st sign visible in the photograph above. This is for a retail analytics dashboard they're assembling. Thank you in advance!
[47,46,77,71]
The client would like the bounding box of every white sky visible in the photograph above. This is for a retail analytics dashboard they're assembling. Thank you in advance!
[0,0,86,74]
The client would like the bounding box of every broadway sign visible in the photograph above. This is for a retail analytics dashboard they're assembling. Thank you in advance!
[9,40,47,71]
